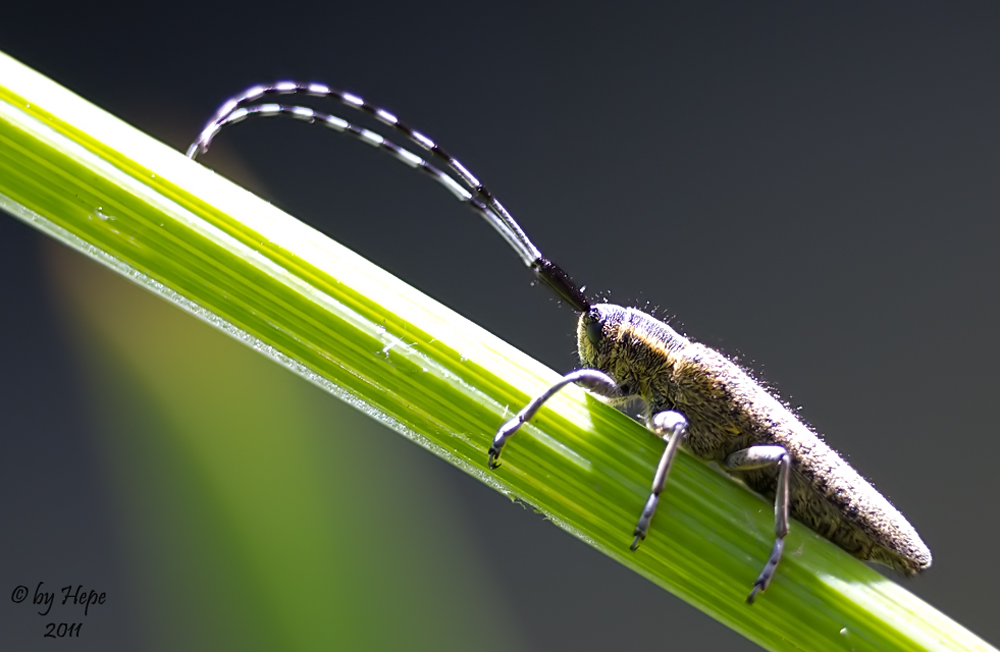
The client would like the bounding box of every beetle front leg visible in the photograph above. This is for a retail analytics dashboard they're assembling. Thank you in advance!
[487,369,622,469]
[725,445,791,604]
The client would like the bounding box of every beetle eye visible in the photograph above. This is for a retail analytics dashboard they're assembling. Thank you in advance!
[586,320,603,346]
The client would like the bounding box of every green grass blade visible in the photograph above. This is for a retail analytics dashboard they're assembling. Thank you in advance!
[0,50,992,652]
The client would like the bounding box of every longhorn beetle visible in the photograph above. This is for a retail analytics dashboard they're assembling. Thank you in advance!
[187,82,932,603]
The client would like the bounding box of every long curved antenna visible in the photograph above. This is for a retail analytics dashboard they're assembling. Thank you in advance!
[187,83,524,248]
[191,103,537,266]
[186,83,590,311]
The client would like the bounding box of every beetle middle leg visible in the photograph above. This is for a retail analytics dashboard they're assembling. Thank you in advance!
[630,410,688,551]
[725,445,791,604]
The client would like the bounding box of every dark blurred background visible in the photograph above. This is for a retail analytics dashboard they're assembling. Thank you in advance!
[2,2,999,650]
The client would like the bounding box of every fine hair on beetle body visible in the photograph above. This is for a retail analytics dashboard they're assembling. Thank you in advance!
[187,81,932,604]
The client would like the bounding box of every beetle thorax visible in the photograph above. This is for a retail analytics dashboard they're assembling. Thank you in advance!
[576,304,689,402]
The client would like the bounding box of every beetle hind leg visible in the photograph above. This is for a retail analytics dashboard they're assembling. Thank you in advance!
[724,445,791,604]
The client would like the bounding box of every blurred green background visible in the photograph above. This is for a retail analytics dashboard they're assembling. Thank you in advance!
[42,243,522,650]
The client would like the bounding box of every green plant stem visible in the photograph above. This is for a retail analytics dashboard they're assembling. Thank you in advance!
[0,50,992,652]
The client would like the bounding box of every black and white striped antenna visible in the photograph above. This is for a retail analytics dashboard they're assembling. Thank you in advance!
[186,82,589,312]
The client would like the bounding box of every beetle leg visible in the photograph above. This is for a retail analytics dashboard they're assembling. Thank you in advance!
[725,445,791,604]
[631,410,688,551]
[487,369,622,469]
